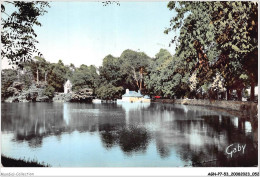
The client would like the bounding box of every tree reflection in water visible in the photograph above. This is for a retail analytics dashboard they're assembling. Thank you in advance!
[172,115,258,167]
[118,126,150,154]
[99,123,150,155]
[155,134,171,158]
[99,124,120,148]
[1,102,258,167]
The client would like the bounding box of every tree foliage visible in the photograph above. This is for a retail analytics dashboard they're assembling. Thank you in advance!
[22,56,51,83]
[165,1,258,100]
[1,1,50,67]
[43,85,55,99]
[1,69,17,99]
[71,64,99,92]
[95,83,123,100]
[99,55,122,87]
[47,60,71,92]
[102,1,120,6]
[119,49,151,91]
[145,49,173,96]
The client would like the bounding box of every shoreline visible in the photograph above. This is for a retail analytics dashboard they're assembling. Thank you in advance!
[2,98,258,121]
[153,99,257,118]
[153,98,257,111]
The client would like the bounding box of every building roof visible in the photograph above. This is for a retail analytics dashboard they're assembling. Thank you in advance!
[122,90,143,97]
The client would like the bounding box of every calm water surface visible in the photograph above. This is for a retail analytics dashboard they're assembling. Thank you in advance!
[1,102,258,167]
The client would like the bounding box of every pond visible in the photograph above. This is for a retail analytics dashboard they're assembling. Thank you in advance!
[1,102,258,167]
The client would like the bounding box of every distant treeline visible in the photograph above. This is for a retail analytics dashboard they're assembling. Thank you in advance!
[1,47,257,101]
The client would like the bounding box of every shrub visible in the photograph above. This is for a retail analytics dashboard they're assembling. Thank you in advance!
[43,85,55,98]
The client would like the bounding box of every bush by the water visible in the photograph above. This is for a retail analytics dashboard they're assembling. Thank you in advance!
[43,85,55,98]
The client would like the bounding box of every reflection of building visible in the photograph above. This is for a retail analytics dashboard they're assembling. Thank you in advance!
[117,89,150,103]
[246,86,258,96]
[63,103,70,125]
[64,80,72,94]
[117,102,150,126]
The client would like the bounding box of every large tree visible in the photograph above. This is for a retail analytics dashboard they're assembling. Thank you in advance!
[47,60,71,92]
[22,56,51,84]
[165,1,258,100]
[1,1,50,67]
[71,64,99,92]
[161,55,191,99]
[99,54,122,87]
[144,49,173,96]
[95,83,123,100]
[119,49,151,92]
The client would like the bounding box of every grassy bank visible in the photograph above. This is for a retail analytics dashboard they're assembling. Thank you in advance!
[1,155,50,167]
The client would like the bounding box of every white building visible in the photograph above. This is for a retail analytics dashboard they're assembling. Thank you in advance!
[247,86,258,96]
[64,80,72,94]
[117,89,150,103]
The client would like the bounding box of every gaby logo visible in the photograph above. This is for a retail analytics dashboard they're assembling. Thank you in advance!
[225,144,246,158]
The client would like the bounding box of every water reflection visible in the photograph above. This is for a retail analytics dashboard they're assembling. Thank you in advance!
[1,102,258,167]
[99,124,150,155]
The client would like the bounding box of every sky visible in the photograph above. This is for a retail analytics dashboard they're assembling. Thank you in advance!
[2,1,177,68]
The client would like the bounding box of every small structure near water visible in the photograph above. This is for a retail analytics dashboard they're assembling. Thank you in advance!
[117,89,150,103]
[64,80,72,94]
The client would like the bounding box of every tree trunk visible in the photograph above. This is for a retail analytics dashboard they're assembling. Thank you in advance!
[139,68,143,92]
[45,72,48,83]
[132,67,140,89]
[36,69,39,84]
[237,89,242,101]
[226,87,231,100]
[17,70,20,82]
[250,81,255,101]
[136,81,140,90]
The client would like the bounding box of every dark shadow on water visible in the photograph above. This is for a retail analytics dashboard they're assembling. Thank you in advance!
[177,115,258,167]
[99,123,150,155]
[155,135,171,159]
[99,124,120,148]
[191,146,258,167]
[118,126,150,154]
